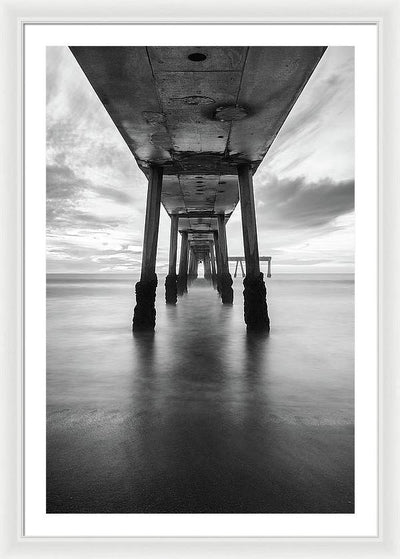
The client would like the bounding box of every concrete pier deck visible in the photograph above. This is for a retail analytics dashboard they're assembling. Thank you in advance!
[70,46,326,330]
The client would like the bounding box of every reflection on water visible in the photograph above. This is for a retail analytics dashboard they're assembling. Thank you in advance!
[47,274,354,513]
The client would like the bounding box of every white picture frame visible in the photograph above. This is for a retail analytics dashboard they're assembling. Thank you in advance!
[1,0,399,556]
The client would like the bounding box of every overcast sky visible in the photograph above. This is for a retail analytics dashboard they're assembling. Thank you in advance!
[46,46,354,275]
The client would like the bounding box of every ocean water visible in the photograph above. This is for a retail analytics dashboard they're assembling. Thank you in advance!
[47,273,354,513]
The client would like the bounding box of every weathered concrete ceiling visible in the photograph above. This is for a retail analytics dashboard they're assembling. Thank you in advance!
[70,46,326,231]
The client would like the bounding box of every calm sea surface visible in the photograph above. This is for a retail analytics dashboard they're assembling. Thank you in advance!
[47,273,354,513]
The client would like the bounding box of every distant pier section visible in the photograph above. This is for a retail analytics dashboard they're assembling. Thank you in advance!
[229,257,272,278]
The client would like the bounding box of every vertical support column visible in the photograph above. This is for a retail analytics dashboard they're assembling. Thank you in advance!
[133,165,163,331]
[165,214,179,304]
[237,162,270,331]
[209,241,216,276]
[240,259,245,278]
[204,251,212,282]
[234,260,239,278]
[213,231,222,295]
[209,241,217,289]
[217,214,233,304]
[188,249,193,272]
[267,258,272,278]
[193,253,199,279]
[188,248,196,285]
[177,231,189,296]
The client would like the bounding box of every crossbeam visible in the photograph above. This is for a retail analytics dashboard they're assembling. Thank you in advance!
[229,256,272,278]
[228,256,271,262]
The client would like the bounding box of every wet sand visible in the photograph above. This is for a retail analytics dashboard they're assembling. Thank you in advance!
[47,275,354,513]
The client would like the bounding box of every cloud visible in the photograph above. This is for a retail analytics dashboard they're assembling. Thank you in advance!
[274,70,349,147]
[262,47,354,183]
[47,163,133,206]
[46,162,136,231]
[94,184,133,205]
[47,163,86,200]
[255,174,354,230]
[91,249,142,263]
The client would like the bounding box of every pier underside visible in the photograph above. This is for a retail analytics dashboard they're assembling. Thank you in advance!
[70,46,326,330]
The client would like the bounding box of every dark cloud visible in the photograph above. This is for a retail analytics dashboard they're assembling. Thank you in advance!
[94,184,133,205]
[255,174,354,230]
[47,163,135,233]
[47,164,86,199]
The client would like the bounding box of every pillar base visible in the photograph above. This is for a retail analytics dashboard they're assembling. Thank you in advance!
[165,274,177,305]
[243,273,270,331]
[220,272,233,304]
[132,274,158,331]
[177,274,188,296]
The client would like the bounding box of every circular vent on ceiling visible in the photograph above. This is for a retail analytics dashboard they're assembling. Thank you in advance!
[188,52,207,62]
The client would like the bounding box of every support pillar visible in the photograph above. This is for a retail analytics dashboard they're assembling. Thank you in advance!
[217,214,233,304]
[237,162,270,331]
[209,241,217,289]
[165,214,179,304]
[194,257,199,279]
[133,165,163,331]
[213,231,222,295]
[267,258,272,278]
[188,248,196,285]
[240,259,245,278]
[204,252,212,282]
[234,260,239,278]
[177,231,189,296]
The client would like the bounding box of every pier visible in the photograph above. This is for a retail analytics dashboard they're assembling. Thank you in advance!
[229,256,272,278]
[70,46,326,331]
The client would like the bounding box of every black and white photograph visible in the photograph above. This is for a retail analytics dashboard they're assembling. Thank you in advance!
[45,43,356,516]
